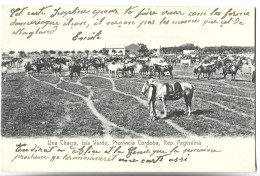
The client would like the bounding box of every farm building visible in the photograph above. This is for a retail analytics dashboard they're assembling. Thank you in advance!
[183,49,197,56]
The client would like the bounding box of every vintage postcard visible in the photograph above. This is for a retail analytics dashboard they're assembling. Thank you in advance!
[1,5,256,173]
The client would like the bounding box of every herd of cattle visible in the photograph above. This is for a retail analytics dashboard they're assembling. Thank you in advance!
[1,54,256,82]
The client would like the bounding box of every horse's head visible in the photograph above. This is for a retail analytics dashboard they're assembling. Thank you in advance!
[141,80,150,95]
[141,77,155,95]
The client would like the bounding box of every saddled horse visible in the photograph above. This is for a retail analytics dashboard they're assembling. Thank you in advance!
[141,77,194,121]
[70,64,81,79]
[152,63,173,79]
[222,63,242,80]
[197,64,218,80]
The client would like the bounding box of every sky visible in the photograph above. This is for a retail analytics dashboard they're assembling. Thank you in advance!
[0,1,256,52]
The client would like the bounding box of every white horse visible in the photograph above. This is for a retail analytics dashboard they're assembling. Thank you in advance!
[107,62,124,78]
[141,77,194,121]
[180,59,191,67]
[2,66,8,82]
[136,64,143,73]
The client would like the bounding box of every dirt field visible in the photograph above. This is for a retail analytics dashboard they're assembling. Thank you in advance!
[1,64,255,138]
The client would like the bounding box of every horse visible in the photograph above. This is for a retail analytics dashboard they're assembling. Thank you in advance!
[51,59,67,77]
[222,63,242,80]
[152,63,173,79]
[51,63,62,77]
[180,59,191,67]
[89,57,106,74]
[100,56,107,72]
[170,58,178,66]
[16,58,23,68]
[124,62,135,77]
[136,63,148,77]
[135,63,143,76]
[107,62,125,78]
[70,64,81,79]
[24,62,36,77]
[142,61,151,76]
[1,66,7,82]
[193,64,201,78]
[34,62,45,76]
[2,60,12,68]
[80,61,92,73]
[197,64,218,80]
[141,77,194,121]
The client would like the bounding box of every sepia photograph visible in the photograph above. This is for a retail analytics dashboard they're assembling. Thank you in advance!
[0,2,257,173]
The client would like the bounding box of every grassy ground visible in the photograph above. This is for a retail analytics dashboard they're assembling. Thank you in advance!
[1,73,103,138]
[92,89,183,137]
[1,64,255,138]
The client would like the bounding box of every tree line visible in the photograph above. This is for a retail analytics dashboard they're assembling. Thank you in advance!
[160,43,255,55]
[3,43,255,59]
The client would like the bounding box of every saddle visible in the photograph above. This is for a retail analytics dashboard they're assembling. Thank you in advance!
[165,82,183,100]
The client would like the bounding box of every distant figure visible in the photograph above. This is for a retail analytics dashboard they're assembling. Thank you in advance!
[2,66,8,82]
[252,65,255,83]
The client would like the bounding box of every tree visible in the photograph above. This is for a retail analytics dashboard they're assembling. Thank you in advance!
[18,51,26,58]
[9,51,15,57]
[64,51,70,56]
[112,49,117,55]
[41,50,48,57]
[77,51,83,58]
[34,51,40,55]
[85,50,89,58]
[69,50,75,58]
[181,43,196,50]
[58,51,63,56]
[93,50,98,54]
[49,50,56,56]
[102,48,108,55]
[118,50,123,55]
[137,43,149,57]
